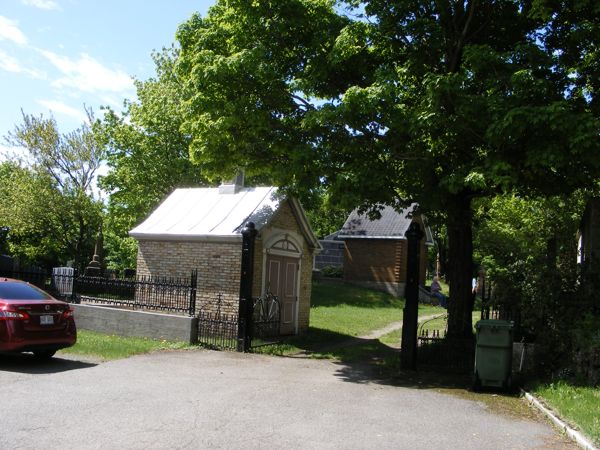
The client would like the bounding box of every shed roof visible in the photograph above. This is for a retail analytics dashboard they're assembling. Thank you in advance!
[337,204,434,244]
[129,186,320,248]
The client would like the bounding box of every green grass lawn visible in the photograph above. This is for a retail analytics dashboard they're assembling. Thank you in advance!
[256,279,444,359]
[530,381,600,446]
[310,280,403,336]
[60,330,194,360]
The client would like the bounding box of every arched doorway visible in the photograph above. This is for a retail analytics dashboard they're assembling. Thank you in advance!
[264,235,301,335]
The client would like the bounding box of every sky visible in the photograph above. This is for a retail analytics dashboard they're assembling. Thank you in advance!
[0,0,214,156]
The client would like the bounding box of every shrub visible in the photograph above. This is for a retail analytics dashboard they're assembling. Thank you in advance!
[321,266,343,278]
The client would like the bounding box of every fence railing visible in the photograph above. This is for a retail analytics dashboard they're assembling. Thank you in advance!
[196,292,281,351]
[0,269,198,316]
[417,333,475,373]
[252,293,280,343]
[3,268,285,348]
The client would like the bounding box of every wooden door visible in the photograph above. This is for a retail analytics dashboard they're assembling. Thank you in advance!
[266,254,299,335]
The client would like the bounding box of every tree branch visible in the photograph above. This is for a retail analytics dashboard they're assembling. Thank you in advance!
[449,0,477,73]
[291,94,315,111]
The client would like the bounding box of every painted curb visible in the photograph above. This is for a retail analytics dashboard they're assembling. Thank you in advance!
[521,388,598,450]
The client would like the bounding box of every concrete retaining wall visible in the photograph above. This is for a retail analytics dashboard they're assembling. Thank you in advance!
[72,304,198,344]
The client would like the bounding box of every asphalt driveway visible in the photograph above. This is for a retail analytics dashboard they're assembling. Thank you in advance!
[0,350,575,449]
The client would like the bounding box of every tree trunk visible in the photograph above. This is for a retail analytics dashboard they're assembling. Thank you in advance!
[446,193,474,338]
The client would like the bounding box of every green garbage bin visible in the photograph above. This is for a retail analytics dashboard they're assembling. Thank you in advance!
[473,319,514,390]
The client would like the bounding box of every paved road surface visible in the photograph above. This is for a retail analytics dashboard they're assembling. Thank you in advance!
[1,350,574,449]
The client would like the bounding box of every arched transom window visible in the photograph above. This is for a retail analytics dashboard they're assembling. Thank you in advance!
[270,238,300,254]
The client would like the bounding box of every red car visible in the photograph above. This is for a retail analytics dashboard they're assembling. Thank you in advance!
[0,278,76,359]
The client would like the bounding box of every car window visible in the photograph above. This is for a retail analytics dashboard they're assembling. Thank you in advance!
[0,282,52,300]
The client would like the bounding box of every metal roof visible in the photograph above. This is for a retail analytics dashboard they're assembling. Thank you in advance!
[129,186,281,241]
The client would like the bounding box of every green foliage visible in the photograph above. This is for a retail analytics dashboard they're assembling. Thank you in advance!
[320,266,343,278]
[6,108,104,195]
[95,48,209,270]
[573,314,600,350]
[0,163,64,265]
[472,191,600,379]
[173,0,600,338]
[1,110,104,269]
[473,193,585,278]
[304,189,350,238]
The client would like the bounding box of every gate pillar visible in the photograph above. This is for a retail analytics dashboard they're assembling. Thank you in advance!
[401,221,424,370]
[237,222,257,352]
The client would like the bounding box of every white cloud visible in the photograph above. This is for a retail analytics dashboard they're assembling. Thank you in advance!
[21,0,60,10]
[0,16,28,45]
[0,143,32,165]
[37,99,88,122]
[40,50,134,95]
[0,49,45,78]
[0,144,16,161]
[99,94,127,108]
[0,50,22,72]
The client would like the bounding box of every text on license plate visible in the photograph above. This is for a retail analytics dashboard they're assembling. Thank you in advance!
[40,315,54,325]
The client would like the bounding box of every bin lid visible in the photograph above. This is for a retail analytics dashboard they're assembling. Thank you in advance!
[475,319,514,330]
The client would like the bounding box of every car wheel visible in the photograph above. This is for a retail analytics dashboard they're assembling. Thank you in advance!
[33,350,56,360]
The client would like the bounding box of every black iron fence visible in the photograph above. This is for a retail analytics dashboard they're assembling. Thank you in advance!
[0,267,49,290]
[416,315,476,373]
[252,292,281,342]
[197,294,238,350]
[3,267,285,349]
[196,292,281,351]
[0,268,198,316]
[417,335,475,373]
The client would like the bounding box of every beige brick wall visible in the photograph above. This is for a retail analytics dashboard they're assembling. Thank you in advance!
[135,199,316,334]
[136,240,242,316]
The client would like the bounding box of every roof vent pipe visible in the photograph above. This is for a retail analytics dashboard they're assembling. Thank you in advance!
[219,171,245,194]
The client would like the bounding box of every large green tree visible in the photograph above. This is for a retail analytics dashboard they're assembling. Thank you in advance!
[174,0,599,337]
[95,48,209,269]
[4,111,103,269]
[0,161,102,268]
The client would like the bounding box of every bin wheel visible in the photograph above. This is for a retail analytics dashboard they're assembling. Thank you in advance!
[472,372,482,392]
[503,374,512,392]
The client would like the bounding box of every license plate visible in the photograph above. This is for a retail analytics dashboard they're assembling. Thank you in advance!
[40,315,54,325]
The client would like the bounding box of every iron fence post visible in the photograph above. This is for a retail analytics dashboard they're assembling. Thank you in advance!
[71,271,79,304]
[401,221,424,370]
[237,222,257,352]
[189,269,197,316]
